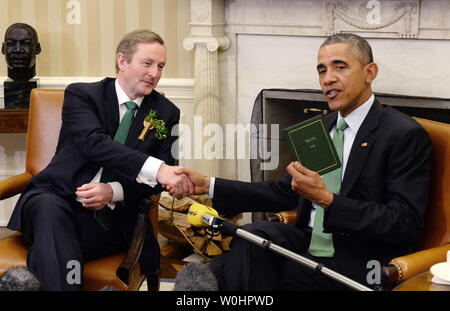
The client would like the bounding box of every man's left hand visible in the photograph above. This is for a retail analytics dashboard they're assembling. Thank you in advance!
[76,182,114,210]
[286,161,334,209]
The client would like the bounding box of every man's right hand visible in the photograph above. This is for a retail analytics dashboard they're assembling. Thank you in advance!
[165,167,211,196]
[156,163,194,199]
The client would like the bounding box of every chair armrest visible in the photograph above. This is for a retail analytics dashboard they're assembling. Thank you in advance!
[381,244,450,290]
[266,210,297,225]
[116,194,160,286]
[0,172,32,200]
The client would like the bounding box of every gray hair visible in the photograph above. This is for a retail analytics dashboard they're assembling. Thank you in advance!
[115,29,164,72]
[321,33,373,65]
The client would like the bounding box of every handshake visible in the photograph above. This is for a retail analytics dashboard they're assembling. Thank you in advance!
[156,163,211,199]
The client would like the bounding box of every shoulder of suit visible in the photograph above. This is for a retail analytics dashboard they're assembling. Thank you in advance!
[65,77,114,95]
[377,101,426,134]
[150,90,180,114]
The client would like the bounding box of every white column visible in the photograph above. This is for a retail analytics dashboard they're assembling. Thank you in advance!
[183,0,230,177]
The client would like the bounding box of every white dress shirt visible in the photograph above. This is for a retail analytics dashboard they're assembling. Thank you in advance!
[207,94,375,227]
[76,79,164,208]
[308,94,374,226]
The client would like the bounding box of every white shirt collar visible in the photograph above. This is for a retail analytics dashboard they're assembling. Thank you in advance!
[114,79,144,108]
[337,94,374,135]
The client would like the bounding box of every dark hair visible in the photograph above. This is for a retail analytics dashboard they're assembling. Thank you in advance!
[321,33,373,65]
[115,29,164,72]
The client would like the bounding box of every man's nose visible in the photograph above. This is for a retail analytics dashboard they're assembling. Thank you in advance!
[12,42,23,52]
[147,64,159,77]
[323,70,337,85]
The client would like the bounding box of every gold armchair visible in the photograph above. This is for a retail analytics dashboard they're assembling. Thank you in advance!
[380,118,450,290]
[0,89,160,291]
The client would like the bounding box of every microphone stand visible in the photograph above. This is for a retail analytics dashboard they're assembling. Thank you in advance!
[201,214,373,291]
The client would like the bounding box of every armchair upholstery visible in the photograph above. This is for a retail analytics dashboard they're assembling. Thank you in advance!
[381,118,450,290]
[267,117,450,290]
[0,89,160,291]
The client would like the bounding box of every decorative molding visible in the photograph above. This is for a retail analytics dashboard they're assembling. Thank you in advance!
[191,0,211,23]
[183,35,230,52]
[324,0,420,37]
[222,0,450,39]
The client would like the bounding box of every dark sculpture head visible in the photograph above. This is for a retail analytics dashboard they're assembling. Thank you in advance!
[2,23,41,81]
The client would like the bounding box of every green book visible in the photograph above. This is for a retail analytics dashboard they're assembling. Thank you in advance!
[282,115,341,175]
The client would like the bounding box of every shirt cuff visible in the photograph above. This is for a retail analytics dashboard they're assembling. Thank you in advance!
[136,156,165,187]
[106,181,124,210]
[207,177,216,198]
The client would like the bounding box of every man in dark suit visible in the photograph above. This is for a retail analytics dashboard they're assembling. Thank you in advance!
[7,30,193,290]
[173,33,432,290]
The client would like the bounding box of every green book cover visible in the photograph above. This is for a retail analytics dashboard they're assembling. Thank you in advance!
[282,115,341,176]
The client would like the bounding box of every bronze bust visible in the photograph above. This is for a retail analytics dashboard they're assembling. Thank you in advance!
[2,23,41,81]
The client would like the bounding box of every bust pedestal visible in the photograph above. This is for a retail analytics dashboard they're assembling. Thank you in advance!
[3,78,39,109]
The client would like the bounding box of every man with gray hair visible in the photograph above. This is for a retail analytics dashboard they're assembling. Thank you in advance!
[7,29,193,290]
[174,33,432,290]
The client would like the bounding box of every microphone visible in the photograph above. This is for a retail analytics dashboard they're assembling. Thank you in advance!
[187,203,219,227]
[187,204,239,236]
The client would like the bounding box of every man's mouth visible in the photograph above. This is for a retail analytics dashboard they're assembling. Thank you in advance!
[10,57,29,63]
[325,89,341,99]
[142,80,154,88]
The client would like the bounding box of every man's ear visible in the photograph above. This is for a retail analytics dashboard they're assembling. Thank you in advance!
[116,53,127,72]
[365,62,378,84]
[35,42,41,55]
[1,43,5,55]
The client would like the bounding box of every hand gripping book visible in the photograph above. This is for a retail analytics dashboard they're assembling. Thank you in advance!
[282,115,341,176]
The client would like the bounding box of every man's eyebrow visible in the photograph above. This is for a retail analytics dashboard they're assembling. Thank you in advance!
[141,57,165,64]
[317,59,349,71]
[331,59,348,66]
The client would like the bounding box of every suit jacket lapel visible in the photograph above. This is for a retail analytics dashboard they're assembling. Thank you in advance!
[104,80,120,137]
[340,99,382,195]
[125,91,155,148]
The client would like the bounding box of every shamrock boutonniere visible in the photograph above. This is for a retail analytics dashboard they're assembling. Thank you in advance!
[138,109,168,141]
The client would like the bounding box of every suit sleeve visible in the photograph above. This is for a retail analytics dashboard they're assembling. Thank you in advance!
[62,84,148,183]
[323,125,432,247]
[213,175,299,215]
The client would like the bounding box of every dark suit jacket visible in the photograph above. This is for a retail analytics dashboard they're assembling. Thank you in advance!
[212,99,432,285]
[8,78,179,245]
